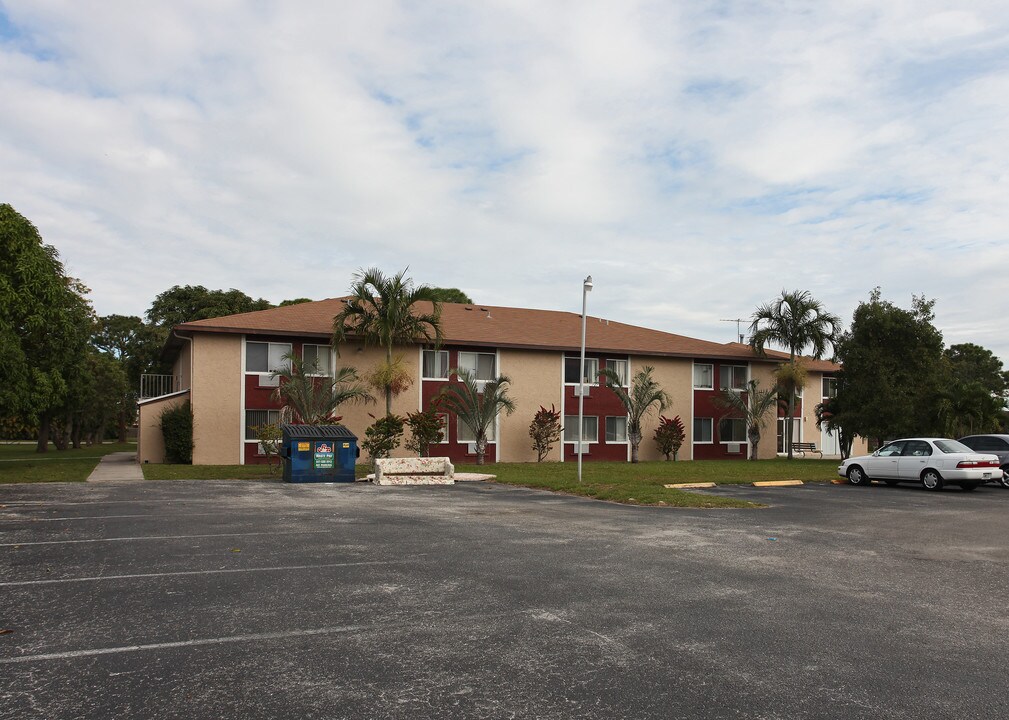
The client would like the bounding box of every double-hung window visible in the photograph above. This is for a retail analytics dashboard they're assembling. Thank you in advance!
[245,409,281,440]
[458,417,495,443]
[719,365,747,391]
[458,351,496,381]
[718,418,747,443]
[693,363,713,389]
[564,356,599,385]
[246,341,292,374]
[605,359,629,386]
[302,344,332,376]
[822,377,837,398]
[605,416,628,443]
[422,350,449,379]
[693,418,713,443]
[563,416,599,443]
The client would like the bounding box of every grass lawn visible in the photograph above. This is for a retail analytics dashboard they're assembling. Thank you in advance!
[142,463,281,480]
[0,442,137,483]
[480,457,841,508]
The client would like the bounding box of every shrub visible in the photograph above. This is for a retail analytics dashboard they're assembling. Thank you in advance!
[362,414,405,463]
[529,404,563,462]
[654,415,685,461]
[255,422,283,474]
[404,407,445,457]
[160,400,193,464]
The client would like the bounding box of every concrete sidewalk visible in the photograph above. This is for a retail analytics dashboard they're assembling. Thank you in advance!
[86,451,143,482]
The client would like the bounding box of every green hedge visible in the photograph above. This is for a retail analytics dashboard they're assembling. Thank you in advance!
[160,400,193,464]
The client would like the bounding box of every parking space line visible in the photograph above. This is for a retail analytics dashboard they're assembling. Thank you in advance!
[0,530,330,547]
[0,626,369,664]
[0,560,402,586]
[0,512,227,523]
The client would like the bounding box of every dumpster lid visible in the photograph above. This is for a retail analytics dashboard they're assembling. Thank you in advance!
[281,424,357,440]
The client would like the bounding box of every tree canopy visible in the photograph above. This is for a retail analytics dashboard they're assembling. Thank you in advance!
[427,287,473,304]
[146,285,272,328]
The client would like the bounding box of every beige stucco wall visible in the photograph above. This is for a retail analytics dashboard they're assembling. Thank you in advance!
[191,333,243,465]
[633,356,693,461]
[498,349,563,462]
[137,391,190,464]
[749,361,780,460]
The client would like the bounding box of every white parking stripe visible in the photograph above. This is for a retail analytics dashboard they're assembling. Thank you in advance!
[0,530,330,547]
[0,560,399,586]
[0,513,226,523]
[0,626,369,664]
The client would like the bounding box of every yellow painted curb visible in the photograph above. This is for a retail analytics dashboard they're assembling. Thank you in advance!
[752,480,804,487]
[830,478,847,485]
[664,482,717,489]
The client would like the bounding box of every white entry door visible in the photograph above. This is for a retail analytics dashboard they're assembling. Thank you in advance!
[821,427,840,456]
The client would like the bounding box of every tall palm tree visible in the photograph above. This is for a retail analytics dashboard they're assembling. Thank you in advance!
[713,379,778,460]
[271,353,374,424]
[437,369,515,465]
[601,365,671,463]
[332,268,443,415]
[749,290,840,459]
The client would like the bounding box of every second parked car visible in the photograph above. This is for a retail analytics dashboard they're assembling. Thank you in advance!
[838,438,1001,491]
[958,434,1009,488]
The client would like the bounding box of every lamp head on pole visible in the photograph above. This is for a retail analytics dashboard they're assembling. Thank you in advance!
[583,275,593,292]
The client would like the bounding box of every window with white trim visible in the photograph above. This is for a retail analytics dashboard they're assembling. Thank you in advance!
[458,351,496,381]
[302,344,332,376]
[246,341,292,373]
[606,359,629,387]
[693,363,713,389]
[245,409,281,440]
[693,417,713,443]
[719,365,747,391]
[563,416,599,443]
[435,413,450,443]
[457,417,495,443]
[822,377,837,398]
[564,356,600,385]
[422,350,449,379]
[718,418,747,443]
[605,416,628,443]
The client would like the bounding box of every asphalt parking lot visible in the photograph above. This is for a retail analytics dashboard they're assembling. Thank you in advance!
[2,478,1007,720]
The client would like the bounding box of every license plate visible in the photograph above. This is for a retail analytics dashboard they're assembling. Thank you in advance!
[983,472,992,479]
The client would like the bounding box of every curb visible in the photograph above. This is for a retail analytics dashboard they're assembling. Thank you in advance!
[752,480,804,487]
[664,482,717,489]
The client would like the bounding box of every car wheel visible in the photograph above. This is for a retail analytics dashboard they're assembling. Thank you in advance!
[884,479,899,487]
[921,469,944,491]
[961,482,978,492]
[1000,468,1009,489]
[847,465,870,486]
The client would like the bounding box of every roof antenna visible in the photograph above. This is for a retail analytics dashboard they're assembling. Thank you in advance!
[720,318,746,344]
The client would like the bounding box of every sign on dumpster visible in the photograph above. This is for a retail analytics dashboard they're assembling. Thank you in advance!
[314,442,334,469]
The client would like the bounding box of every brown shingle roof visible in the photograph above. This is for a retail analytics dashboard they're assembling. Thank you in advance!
[175,298,840,369]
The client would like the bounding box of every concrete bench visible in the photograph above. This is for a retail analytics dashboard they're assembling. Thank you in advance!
[374,457,455,485]
[790,442,823,458]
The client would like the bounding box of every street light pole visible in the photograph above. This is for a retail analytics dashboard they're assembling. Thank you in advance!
[578,275,593,483]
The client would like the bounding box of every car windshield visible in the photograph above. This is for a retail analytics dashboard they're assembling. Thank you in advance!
[934,440,974,454]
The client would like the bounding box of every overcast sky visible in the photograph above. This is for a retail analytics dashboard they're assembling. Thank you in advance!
[3,1,1008,362]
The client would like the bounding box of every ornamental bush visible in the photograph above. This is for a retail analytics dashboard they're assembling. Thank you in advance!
[654,415,685,461]
[362,414,405,464]
[529,404,563,462]
[160,400,193,464]
[404,406,445,457]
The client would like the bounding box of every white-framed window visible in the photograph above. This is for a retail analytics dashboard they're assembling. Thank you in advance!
[245,409,281,440]
[693,363,713,389]
[246,341,292,374]
[718,418,747,443]
[458,417,495,443]
[458,351,496,381]
[822,377,837,398]
[605,416,628,443]
[564,356,600,385]
[563,416,599,443]
[693,417,713,443]
[435,413,450,443]
[719,365,747,391]
[423,350,449,379]
[605,358,629,387]
[302,344,332,376]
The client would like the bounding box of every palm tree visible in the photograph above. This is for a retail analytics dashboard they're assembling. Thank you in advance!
[601,365,671,463]
[713,379,778,460]
[271,353,374,424]
[749,290,840,459]
[437,369,516,465]
[332,267,443,415]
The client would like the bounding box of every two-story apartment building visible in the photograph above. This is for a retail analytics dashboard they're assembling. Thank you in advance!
[137,299,861,465]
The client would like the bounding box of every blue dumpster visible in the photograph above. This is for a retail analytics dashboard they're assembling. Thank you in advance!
[281,424,359,483]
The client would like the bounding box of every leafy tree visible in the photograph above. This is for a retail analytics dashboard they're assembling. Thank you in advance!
[529,404,563,462]
[332,268,443,414]
[278,298,313,307]
[404,406,446,457]
[427,287,473,304]
[833,289,945,443]
[0,204,94,452]
[654,415,686,461]
[362,414,405,464]
[146,285,272,328]
[437,369,516,465]
[944,343,1009,398]
[749,290,840,459]
[270,353,373,424]
[160,400,194,463]
[713,379,779,460]
[74,349,132,446]
[602,365,671,463]
[255,423,283,474]
[815,392,854,460]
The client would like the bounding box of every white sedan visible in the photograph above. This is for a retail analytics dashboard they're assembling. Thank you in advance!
[838,438,1001,491]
